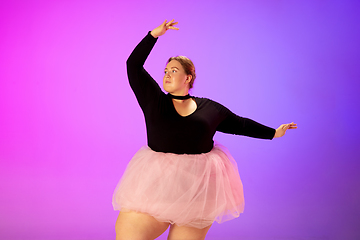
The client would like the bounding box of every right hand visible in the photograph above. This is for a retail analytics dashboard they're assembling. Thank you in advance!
[150,19,179,38]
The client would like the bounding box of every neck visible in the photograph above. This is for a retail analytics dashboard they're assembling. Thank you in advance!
[168,88,190,99]
[168,93,191,100]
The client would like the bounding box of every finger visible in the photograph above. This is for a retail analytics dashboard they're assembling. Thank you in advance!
[166,19,175,26]
[285,123,297,128]
[168,26,179,30]
[171,21,179,26]
[162,19,167,26]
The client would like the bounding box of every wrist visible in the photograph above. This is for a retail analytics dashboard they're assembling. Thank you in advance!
[150,31,159,38]
[273,129,279,138]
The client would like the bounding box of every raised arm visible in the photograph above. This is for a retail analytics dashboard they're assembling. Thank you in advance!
[126,20,179,110]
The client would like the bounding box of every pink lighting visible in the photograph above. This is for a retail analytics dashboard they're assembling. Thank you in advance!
[1,1,359,239]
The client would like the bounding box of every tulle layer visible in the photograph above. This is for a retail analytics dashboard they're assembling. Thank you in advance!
[112,143,244,229]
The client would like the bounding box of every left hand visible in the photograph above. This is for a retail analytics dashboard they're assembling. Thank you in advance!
[274,122,297,138]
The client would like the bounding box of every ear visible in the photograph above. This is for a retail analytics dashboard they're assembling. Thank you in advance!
[186,75,192,83]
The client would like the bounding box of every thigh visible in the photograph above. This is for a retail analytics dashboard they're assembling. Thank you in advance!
[167,224,212,240]
[115,210,170,240]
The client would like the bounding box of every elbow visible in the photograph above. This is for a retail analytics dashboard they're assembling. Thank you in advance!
[126,57,136,77]
[126,57,133,67]
[126,56,142,71]
[126,51,137,66]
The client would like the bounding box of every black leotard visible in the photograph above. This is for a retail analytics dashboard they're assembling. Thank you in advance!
[126,32,276,154]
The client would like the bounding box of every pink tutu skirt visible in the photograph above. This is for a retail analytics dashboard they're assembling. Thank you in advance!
[112,142,244,229]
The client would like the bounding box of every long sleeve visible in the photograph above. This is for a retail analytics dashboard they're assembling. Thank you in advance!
[126,33,275,154]
[126,32,163,110]
[215,102,276,140]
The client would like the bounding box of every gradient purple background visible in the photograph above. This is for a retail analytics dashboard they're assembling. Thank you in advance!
[1,1,360,239]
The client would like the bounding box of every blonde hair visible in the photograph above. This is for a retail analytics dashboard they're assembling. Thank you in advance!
[167,56,196,89]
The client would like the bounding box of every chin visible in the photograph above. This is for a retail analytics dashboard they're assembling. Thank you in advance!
[163,86,172,93]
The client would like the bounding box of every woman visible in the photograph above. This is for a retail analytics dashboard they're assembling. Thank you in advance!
[113,20,297,240]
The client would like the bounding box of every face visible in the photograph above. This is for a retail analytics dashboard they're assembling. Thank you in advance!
[163,60,191,95]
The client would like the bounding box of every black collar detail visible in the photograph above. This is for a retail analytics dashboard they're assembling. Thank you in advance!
[168,93,192,100]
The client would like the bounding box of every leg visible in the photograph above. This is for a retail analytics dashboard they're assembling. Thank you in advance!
[115,210,170,240]
[167,224,212,240]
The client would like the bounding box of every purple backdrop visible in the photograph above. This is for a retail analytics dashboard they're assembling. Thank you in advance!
[1,0,359,239]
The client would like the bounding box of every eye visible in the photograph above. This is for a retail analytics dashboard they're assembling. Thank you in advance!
[164,71,167,74]
[172,70,176,73]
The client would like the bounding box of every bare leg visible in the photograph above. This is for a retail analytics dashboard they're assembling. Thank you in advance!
[115,210,170,240]
[167,224,212,240]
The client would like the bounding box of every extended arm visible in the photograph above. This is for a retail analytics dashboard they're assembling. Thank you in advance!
[215,101,297,139]
[214,101,276,139]
[218,112,297,139]
[218,113,277,139]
